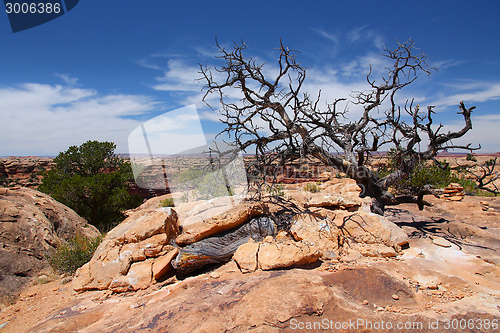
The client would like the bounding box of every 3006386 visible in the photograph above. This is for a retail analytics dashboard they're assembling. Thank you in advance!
[5,2,61,14]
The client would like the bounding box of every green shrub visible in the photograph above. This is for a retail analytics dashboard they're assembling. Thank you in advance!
[195,172,234,199]
[406,161,453,190]
[39,140,142,232]
[454,177,496,197]
[179,193,189,202]
[49,235,103,274]
[383,159,495,197]
[159,197,175,207]
[466,153,477,162]
[268,184,285,197]
[304,183,321,193]
[382,159,454,195]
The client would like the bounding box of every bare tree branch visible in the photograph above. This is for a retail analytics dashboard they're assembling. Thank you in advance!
[200,39,479,213]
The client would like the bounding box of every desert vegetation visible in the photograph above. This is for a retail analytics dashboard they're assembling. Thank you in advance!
[49,235,103,274]
[38,140,142,231]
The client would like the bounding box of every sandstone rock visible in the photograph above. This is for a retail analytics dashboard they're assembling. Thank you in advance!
[443,188,462,194]
[175,198,298,246]
[275,230,290,242]
[431,236,453,248]
[290,213,339,259]
[75,246,134,292]
[74,179,409,292]
[339,246,364,262]
[258,241,320,270]
[233,241,259,273]
[73,204,179,292]
[0,157,54,188]
[12,190,500,333]
[115,207,178,244]
[140,234,168,258]
[446,195,464,201]
[175,202,262,246]
[480,201,490,211]
[320,178,363,195]
[0,187,99,304]
[289,196,408,261]
[152,248,179,280]
[120,242,146,262]
[109,259,153,292]
[304,193,362,209]
[309,208,408,250]
[352,243,397,258]
[443,183,465,201]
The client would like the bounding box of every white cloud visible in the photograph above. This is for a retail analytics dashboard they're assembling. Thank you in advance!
[0,82,158,156]
[313,28,340,45]
[431,82,500,107]
[440,115,500,153]
[128,105,206,156]
[347,26,365,44]
[431,58,465,70]
[152,59,202,92]
[315,26,384,50]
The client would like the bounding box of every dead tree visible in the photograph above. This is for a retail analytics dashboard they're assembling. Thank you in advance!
[457,157,499,196]
[199,39,478,214]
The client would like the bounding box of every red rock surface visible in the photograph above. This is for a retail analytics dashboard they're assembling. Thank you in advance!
[0,187,100,307]
[0,157,54,188]
[1,176,500,332]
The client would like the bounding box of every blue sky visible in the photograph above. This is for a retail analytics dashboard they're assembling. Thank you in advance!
[1,0,500,156]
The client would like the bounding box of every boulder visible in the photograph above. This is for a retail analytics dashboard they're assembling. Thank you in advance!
[72,205,179,292]
[258,241,321,270]
[152,248,179,280]
[233,241,260,273]
[0,187,99,305]
[234,239,321,273]
[73,178,410,292]
[109,259,154,292]
[290,206,408,260]
[290,213,340,259]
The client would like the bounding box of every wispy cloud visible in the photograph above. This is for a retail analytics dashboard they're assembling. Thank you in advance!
[346,26,366,44]
[152,59,202,92]
[431,82,500,106]
[0,82,158,156]
[431,58,466,70]
[313,28,340,45]
[54,73,79,86]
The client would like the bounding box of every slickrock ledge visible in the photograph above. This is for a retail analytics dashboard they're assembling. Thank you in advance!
[73,179,409,292]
